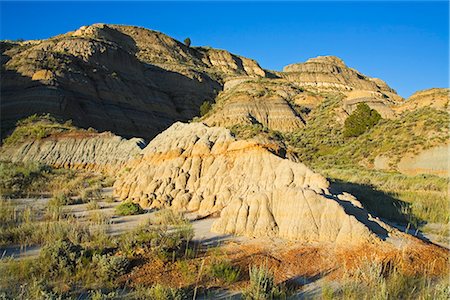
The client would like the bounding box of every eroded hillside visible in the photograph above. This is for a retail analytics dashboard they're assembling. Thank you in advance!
[1,23,266,140]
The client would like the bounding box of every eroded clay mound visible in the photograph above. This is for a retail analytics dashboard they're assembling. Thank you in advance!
[0,132,145,174]
[114,122,390,244]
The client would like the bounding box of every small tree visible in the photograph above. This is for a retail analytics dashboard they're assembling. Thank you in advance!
[343,102,382,138]
[184,37,191,47]
[199,101,212,117]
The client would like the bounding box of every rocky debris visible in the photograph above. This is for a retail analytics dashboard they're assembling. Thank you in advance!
[202,79,306,132]
[1,24,265,140]
[394,88,449,113]
[0,132,145,174]
[114,122,392,244]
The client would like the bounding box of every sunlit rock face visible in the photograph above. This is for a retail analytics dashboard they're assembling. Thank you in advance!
[114,122,391,244]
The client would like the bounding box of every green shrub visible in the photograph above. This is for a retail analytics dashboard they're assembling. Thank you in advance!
[0,161,51,198]
[92,254,129,282]
[343,103,381,138]
[243,264,286,299]
[184,37,191,47]
[114,201,144,216]
[199,101,213,116]
[132,284,185,300]
[209,260,241,285]
[39,239,84,278]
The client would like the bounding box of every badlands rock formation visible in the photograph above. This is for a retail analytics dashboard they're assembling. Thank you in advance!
[284,56,402,119]
[1,23,265,140]
[283,56,398,97]
[115,122,390,244]
[203,79,306,132]
[203,56,404,133]
[0,132,144,174]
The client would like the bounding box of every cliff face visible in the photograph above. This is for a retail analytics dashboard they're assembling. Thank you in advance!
[1,24,265,140]
[114,122,392,244]
[0,132,145,175]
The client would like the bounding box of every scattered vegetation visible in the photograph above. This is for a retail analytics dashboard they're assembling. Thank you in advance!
[334,107,449,166]
[319,167,449,225]
[131,283,184,299]
[243,264,287,299]
[209,259,241,285]
[199,100,213,117]
[343,102,381,137]
[229,123,283,141]
[323,259,450,299]
[2,114,83,146]
[0,160,111,199]
[115,201,145,216]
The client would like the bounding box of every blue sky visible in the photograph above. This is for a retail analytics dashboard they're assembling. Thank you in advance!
[1,1,448,97]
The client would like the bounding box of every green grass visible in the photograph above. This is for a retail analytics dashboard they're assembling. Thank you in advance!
[324,260,450,300]
[0,160,111,199]
[324,107,449,167]
[0,161,52,198]
[151,209,190,226]
[318,167,449,225]
[209,260,241,285]
[0,209,194,299]
[243,264,288,300]
[2,114,82,146]
[132,283,185,300]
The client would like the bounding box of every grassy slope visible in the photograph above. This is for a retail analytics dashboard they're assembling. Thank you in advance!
[283,93,449,227]
[2,113,95,146]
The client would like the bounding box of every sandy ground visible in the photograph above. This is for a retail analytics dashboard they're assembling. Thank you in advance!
[0,188,241,259]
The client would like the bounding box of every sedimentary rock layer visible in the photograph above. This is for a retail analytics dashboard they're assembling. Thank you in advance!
[1,23,265,140]
[114,122,391,244]
[203,79,306,132]
[0,132,145,174]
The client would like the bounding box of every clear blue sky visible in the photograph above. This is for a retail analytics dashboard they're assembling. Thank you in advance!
[1,1,448,97]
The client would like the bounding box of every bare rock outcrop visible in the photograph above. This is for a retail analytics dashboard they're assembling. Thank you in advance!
[1,24,265,140]
[202,56,404,133]
[282,56,399,98]
[202,79,306,132]
[0,132,145,174]
[114,122,391,244]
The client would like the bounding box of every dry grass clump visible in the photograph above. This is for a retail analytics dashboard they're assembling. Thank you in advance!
[151,209,190,226]
[242,263,289,299]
